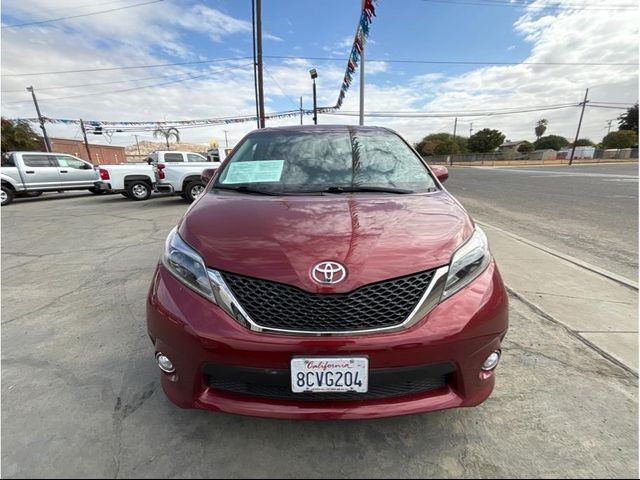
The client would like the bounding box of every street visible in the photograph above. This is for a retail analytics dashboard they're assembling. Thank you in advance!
[445,163,639,281]
[1,177,637,478]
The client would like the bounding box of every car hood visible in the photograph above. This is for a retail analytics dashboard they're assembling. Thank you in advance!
[179,191,474,293]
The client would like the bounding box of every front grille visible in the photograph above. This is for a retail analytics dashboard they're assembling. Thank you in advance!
[204,363,454,402]
[220,269,435,332]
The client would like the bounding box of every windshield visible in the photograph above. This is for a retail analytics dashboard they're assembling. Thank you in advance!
[213,128,437,194]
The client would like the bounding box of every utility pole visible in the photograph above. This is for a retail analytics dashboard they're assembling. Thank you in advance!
[453,117,458,138]
[469,123,473,137]
[223,130,229,147]
[359,0,365,126]
[255,0,266,128]
[300,96,303,125]
[133,134,141,155]
[606,119,613,134]
[569,88,589,166]
[79,119,93,163]
[251,0,260,129]
[310,69,318,125]
[26,86,52,152]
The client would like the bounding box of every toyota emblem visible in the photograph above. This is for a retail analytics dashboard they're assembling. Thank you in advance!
[312,261,347,285]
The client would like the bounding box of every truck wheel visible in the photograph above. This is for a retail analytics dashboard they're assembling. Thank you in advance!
[88,188,106,195]
[126,181,151,201]
[185,180,206,203]
[23,191,43,198]
[1,186,14,206]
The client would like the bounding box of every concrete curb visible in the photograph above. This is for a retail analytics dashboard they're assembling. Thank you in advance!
[507,287,638,377]
[476,220,638,291]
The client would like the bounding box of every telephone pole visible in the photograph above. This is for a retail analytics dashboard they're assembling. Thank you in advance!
[255,0,265,128]
[569,88,589,166]
[606,119,613,134]
[26,86,52,152]
[358,0,365,126]
[223,130,229,147]
[133,135,141,155]
[79,119,93,163]
[453,117,458,138]
[469,122,473,137]
[300,96,303,125]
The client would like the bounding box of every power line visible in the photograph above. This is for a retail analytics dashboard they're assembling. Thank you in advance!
[1,56,252,77]
[263,65,300,109]
[420,0,637,11]
[264,55,638,67]
[323,104,581,118]
[1,70,224,93]
[1,0,164,29]
[3,64,253,104]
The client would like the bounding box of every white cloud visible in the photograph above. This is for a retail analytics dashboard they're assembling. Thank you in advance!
[1,0,637,149]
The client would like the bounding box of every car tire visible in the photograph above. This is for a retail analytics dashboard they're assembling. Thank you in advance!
[1,186,14,206]
[88,188,106,195]
[126,181,152,201]
[185,180,206,203]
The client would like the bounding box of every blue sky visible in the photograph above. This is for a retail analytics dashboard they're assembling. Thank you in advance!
[1,0,638,147]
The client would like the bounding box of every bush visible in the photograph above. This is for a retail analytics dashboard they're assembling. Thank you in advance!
[534,135,570,151]
[517,141,534,153]
[468,129,505,153]
[601,130,638,149]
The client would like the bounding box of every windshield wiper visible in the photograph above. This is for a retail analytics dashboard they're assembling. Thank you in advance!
[213,185,280,196]
[319,185,414,194]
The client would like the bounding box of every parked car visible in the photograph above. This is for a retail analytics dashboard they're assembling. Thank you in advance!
[147,125,509,419]
[1,152,100,206]
[94,163,157,201]
[148,151,221,202]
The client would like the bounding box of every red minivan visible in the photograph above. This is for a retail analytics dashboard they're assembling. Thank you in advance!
[147,125,508,419]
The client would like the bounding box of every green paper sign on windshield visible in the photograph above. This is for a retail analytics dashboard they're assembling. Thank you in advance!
[222,160,285,184]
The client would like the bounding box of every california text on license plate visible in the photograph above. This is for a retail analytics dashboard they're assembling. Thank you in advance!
[291,357,369,393]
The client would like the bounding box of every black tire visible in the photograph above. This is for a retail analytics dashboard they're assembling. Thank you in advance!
[125,181,152,201]
[185,180,206,203]
[89,187,106,195]
[1,186,14,206]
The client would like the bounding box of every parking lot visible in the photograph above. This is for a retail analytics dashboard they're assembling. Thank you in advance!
[1,174,638,478]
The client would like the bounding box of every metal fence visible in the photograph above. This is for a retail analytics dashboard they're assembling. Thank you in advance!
[426,148,639,165]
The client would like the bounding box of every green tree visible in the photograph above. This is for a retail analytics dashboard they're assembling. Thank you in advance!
[153,126,180,150]
[618,103,638,133]
[535,119,548,140]
[468,128,505,153]
[415,133,468,156]
[433,139,461,155]
[517,141,534,153]
[1,118,43,154]
[534,135,570,151]
[601,130,638,149]
[571,138,595,147]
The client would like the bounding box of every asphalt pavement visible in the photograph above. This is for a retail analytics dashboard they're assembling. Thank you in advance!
[445,163,639,281]
[1,191,637,478]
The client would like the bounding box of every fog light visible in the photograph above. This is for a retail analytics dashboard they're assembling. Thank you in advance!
[156,352,175,373]
[481,351,501,371]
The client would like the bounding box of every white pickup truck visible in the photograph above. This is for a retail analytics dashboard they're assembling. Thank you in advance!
[94,163,157,201]
[149,151,221,202]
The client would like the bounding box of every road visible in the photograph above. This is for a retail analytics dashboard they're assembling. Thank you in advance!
[445,163,638,281]
[1,192,637,478]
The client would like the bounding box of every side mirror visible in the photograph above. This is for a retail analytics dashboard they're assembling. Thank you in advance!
[201,167,217,183]
[431,165,449,183]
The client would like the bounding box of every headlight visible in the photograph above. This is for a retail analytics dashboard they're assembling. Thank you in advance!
[162,228,217,303]
[442,226,490,300]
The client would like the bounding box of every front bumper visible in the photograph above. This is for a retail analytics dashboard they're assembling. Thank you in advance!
[146,261,509,420]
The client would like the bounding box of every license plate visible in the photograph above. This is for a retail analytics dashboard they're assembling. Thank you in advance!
[291,357,369,393]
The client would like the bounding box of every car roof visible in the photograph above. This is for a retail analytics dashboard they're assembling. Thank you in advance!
[251,124,396,135]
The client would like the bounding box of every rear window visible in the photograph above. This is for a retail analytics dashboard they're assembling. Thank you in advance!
[22,155,53,167]
[1,153,15,167]
[164,153,184,162]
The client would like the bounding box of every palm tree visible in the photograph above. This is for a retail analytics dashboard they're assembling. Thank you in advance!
[535,119,548,141]
[153,126,180,150]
